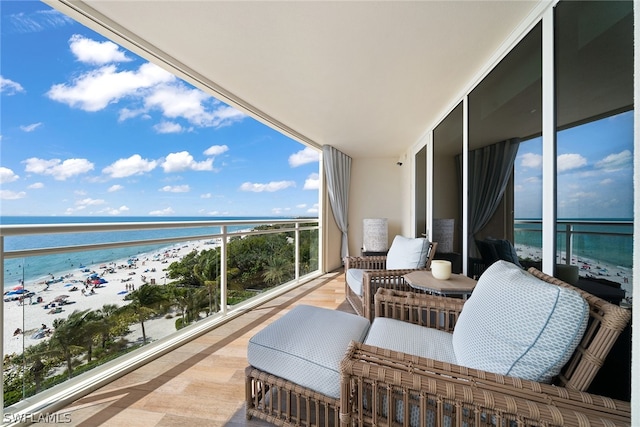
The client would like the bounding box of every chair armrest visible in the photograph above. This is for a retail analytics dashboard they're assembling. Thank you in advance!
[374,288,465,332]
[343,255,387,271]
[361,268,426,320]
[340,341,631,427]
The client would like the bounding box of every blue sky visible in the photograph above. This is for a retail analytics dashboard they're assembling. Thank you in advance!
[0,2,320,217]
[514,110,633,219]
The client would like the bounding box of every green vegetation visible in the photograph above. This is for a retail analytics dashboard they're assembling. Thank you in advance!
[3,226,318,407]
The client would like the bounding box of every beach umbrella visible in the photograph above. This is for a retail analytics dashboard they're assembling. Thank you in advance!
[64,283,74,287]
[12,285,24,290]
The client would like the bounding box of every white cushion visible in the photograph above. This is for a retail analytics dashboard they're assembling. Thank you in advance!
[365,317,457,363]
[346,268,365,296]
[247,305,370,398]
[386,235,431,270]
[452,261,589,383]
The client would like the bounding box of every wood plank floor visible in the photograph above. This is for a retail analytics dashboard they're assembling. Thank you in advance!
[54,270,353,426]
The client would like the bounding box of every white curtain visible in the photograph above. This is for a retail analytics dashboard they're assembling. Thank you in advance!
[323,145,351,259]
[467,138,520,245]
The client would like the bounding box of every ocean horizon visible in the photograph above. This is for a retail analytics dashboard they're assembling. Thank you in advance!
[1,215,305,290]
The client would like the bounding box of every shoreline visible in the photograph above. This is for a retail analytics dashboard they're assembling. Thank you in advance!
[3,239,217,357]
[515,243,633,299]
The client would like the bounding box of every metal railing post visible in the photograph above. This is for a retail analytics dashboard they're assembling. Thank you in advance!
[565,223,573,265]
[220,225,227,315]
[295,223,300,281]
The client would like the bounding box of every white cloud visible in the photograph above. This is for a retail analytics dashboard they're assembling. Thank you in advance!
[0,190,26,200]
[108,184,124,192]
[307,204,319,214]
[103,205,130,215]
[557,153,587,173]
[303,173,319,190]
[28,182,44,189]
[289,147,320,167]
[0,167,19,184]
[0,76,25,95]
[20,122,42,132]
[76,198,106,207]
[24,157,94,181]
[203,145,229,156]
[103,154,158,178]
[154,121,184,134]
[149,207,175,216]
[47,63,175,112]
[296,204,307,208]
[5,9,75,34]
[159,185,190,193]
[144,85,245,128]
[69,34,131,65]
[600,178,614,185]
[201,193,212,199]
[239,181,296,192]
[162,151,213,172]
[520,152,542,169]
[595,150,632,172]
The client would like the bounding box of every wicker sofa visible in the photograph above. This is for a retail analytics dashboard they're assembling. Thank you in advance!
[344,235,437,320]
[246,263,631,427]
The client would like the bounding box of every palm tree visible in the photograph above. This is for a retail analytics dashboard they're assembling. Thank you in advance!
[193,250,220,315]
[123,284,170,344]
[48,310,91,378]
[263,255,293,286]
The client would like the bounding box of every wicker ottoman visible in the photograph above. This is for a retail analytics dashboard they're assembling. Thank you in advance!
[246,305,370,426]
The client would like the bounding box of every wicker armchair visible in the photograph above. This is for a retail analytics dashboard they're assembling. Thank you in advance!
[344,240,437,320]
[339,268,632,427]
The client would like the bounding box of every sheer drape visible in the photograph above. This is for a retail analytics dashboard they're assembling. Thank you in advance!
[458,138,520,250]
[323,145,352,259]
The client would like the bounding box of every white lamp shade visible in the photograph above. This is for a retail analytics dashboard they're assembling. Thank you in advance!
[363,218,388,252]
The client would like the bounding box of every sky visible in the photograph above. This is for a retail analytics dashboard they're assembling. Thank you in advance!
[514,110,634,219]
[0,1,320,218]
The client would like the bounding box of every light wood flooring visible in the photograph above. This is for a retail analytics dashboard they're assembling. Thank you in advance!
[54,270,353,426]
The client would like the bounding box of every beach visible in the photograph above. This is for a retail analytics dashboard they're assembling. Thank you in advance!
[3,239,219,358]
[515,243,633,300]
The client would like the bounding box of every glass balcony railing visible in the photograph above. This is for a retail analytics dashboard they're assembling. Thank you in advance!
[514,219,633,301]
[1,218,320,416]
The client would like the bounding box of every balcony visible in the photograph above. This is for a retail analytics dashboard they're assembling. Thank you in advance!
[1,218,324,425]
[2,219,632,426]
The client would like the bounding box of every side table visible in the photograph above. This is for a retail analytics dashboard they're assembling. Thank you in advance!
[403,270,477,299]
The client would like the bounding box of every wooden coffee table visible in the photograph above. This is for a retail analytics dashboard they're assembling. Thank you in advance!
[403,270,477,299]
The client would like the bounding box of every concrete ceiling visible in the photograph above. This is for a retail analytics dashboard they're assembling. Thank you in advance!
[45,0,543,158]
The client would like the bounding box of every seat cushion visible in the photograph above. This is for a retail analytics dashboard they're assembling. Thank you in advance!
[365,317,457,363]
[452,261,589,383]
[346,268,365,296]
[247,305,370,398]
[386,235,431,270]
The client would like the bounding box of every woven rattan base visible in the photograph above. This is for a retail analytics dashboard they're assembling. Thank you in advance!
[246,366,340,427]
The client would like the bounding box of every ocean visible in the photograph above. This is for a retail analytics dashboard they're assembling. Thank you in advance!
[514,219,633,269]
[1,216,294,291]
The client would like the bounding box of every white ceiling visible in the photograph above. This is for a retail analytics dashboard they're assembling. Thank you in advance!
[46,0,543,158]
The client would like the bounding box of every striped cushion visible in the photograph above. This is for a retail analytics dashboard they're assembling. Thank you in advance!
[247,305,370,398]
[452,261,589,383]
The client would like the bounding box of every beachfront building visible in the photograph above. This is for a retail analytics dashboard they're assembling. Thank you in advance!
[1,0,636,425]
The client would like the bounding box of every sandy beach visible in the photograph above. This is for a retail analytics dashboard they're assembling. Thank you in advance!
[3,239,219,357]
[515,243,633,300]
